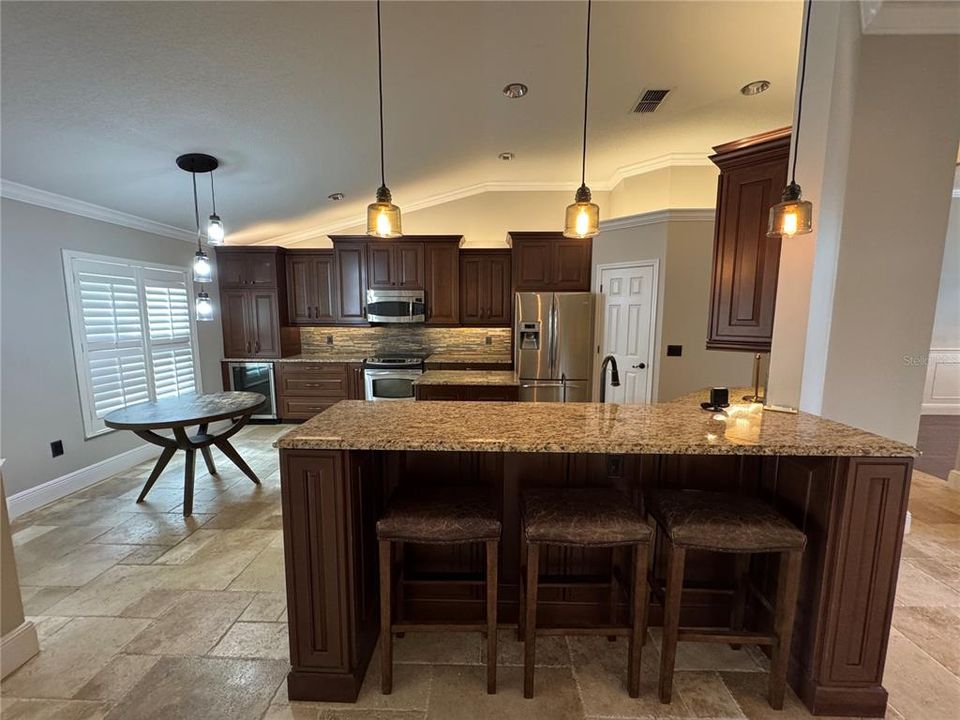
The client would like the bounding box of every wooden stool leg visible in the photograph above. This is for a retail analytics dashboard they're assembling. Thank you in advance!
[769,549,802,710]
[729,553,750,650]
[608,546,620,641]
[486,539,498,694]
[517,531,527,642]
[523,543,540,699]
[628,541,650,698]
[379,539,393,695]
[658,541,686,704]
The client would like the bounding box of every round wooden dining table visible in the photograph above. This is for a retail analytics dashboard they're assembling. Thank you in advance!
[103,391,267,516]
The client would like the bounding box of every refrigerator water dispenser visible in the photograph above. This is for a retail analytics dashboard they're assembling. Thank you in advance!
[518,322,541,350]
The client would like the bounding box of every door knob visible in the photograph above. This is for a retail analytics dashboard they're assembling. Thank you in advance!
[633,362,646,369]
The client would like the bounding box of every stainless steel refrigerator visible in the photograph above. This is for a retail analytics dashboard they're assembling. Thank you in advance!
[515,292,596,402]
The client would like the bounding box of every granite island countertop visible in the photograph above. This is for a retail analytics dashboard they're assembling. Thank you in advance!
[414,370,519,387]
[424,353,512,365]
[275,398,917,457]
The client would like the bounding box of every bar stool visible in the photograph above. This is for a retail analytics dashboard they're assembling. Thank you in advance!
[647,489,806,710]
[520,488,652,699]
[377,486,501,694]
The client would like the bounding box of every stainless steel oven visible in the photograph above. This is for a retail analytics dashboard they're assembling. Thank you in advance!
[226,362,277,420]
[366,289,426,324]
[363,356,424,401]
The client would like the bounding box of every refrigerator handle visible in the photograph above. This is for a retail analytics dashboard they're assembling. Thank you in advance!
[550,294,559,377]
[561,372,566,403]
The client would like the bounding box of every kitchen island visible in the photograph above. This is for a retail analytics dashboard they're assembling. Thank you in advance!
[276,399,915,716]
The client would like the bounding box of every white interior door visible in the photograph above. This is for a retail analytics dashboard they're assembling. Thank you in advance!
[599,263,657,403]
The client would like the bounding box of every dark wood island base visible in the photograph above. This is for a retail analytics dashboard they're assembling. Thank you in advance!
[276,400,916,716]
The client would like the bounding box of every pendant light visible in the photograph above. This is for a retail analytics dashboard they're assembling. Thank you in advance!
[563,0,599,239]
[176,153,219,321]
[207,172,225,244]
[767,0,814,239]
[366,0,402,238]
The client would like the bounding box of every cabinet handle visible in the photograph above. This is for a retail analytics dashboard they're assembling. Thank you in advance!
[246,340,251,353]
[362,305,367,319]
[255,339,261,352]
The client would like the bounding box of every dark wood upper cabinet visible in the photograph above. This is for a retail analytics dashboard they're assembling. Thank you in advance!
[706,128,789,352]
[366,241,424,289]
[216,247,299,358]
[286,251,336,325]
[459,249,512,326]
[395,243,424,289]
[366,244,395,289]
[332,241,368,325]
[509,232,592,292]
[423,239,462,325]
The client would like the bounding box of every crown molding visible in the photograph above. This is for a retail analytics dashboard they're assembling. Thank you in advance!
[599,208,715,232]
[0,179,197,243]
[605,153,714,190]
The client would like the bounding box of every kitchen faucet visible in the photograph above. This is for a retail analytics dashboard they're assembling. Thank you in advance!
[599,355,620,403]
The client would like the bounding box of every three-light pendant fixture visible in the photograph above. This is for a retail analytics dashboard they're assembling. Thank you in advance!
[366,0,402,238]
[176,152,225,322]
[563,0,600,239]
[767,0,814,239]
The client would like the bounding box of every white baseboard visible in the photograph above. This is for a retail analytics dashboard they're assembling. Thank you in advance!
[903,510,912,536]
[5,444,160,520]
[1,620,39,679]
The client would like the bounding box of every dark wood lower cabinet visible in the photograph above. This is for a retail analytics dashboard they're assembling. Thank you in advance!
[277,362,364,421]
[280,449,910,716]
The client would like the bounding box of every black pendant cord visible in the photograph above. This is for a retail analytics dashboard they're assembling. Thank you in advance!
[791,0,813,185]
[209,172,218,215]
[377,0,386,190]
[579,0,592,190]
[191,172,202,252]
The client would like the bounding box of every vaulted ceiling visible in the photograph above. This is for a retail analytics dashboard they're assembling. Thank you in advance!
[1,1,802,242]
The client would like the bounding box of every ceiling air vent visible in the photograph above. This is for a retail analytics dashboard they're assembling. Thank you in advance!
[632,88,671,114]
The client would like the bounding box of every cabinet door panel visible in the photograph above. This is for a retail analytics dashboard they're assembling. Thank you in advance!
[486,253,512,325]
[459,254,484,325]
[312,255,337,323]
[395,243,424,289]
[221,290,250,357]
[286,256,315,325]
[514,241,551,290]
[552,240,591,290]
[246,254,278,287]
[250,291,280,357]
[335,244,368,324]
[367,245,395,289]
[218,254,248,288]
[424,243,458,324]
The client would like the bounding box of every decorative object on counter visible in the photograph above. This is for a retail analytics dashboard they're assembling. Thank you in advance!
[177,153,221,319]
[767,0,813,239]
[366,0,402,238]
[563,0,599,239]
[743,352,767,403]
[701,386,729,411]
[648,489,805,709]
[104,391,266,516]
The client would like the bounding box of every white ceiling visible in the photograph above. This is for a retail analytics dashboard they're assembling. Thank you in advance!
[1,1,802,243]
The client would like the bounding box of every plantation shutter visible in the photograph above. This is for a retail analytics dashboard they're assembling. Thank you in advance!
[71,258,149,433]
[143,268,197,400]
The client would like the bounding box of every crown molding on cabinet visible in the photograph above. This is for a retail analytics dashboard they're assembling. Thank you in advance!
[599,208,715,232]
[0,178,197,243]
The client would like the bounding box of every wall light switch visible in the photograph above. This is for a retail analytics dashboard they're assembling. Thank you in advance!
[50,440,64,458]
[326,335,334,345]
[667,345,682,357]
[485,336,492,345]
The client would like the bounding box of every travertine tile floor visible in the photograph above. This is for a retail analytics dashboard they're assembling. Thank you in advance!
[3,423,960,719]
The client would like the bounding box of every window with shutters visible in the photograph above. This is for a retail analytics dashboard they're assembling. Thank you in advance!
[63,251,202,438]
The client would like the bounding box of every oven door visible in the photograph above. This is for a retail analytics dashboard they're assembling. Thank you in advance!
[364,369,421,401]
[227,362,277,419]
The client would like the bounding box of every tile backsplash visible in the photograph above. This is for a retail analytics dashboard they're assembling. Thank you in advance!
[301,326,511,356]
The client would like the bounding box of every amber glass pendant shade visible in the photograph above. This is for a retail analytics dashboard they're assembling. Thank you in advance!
[767,182,812,238]
[564,185,600,238]
[366,186,402,238]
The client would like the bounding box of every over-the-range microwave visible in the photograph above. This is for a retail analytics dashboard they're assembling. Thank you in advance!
[365,288,425,324]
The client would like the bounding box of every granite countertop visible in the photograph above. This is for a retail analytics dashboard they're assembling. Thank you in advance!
[222,354,368,364]
[414,371,520,387]
[275,397,918,457]
[425,353,512,365]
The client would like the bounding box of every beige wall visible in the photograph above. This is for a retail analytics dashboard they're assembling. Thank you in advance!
[608,166,718,219]
[931,197,960,350]
[592,217,754,402]
[0,199,226,497]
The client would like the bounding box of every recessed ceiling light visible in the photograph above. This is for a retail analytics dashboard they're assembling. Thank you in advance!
[502,83,528,99]
[740,80,771,96]
[328,192,345,201]
[498,152,515,161]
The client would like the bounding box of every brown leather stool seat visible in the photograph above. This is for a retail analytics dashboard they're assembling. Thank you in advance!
[519,488,652,699]
[646,489,806,553]
[377,487,502,544]
[646,488,806,711]
[377,486,501,696]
